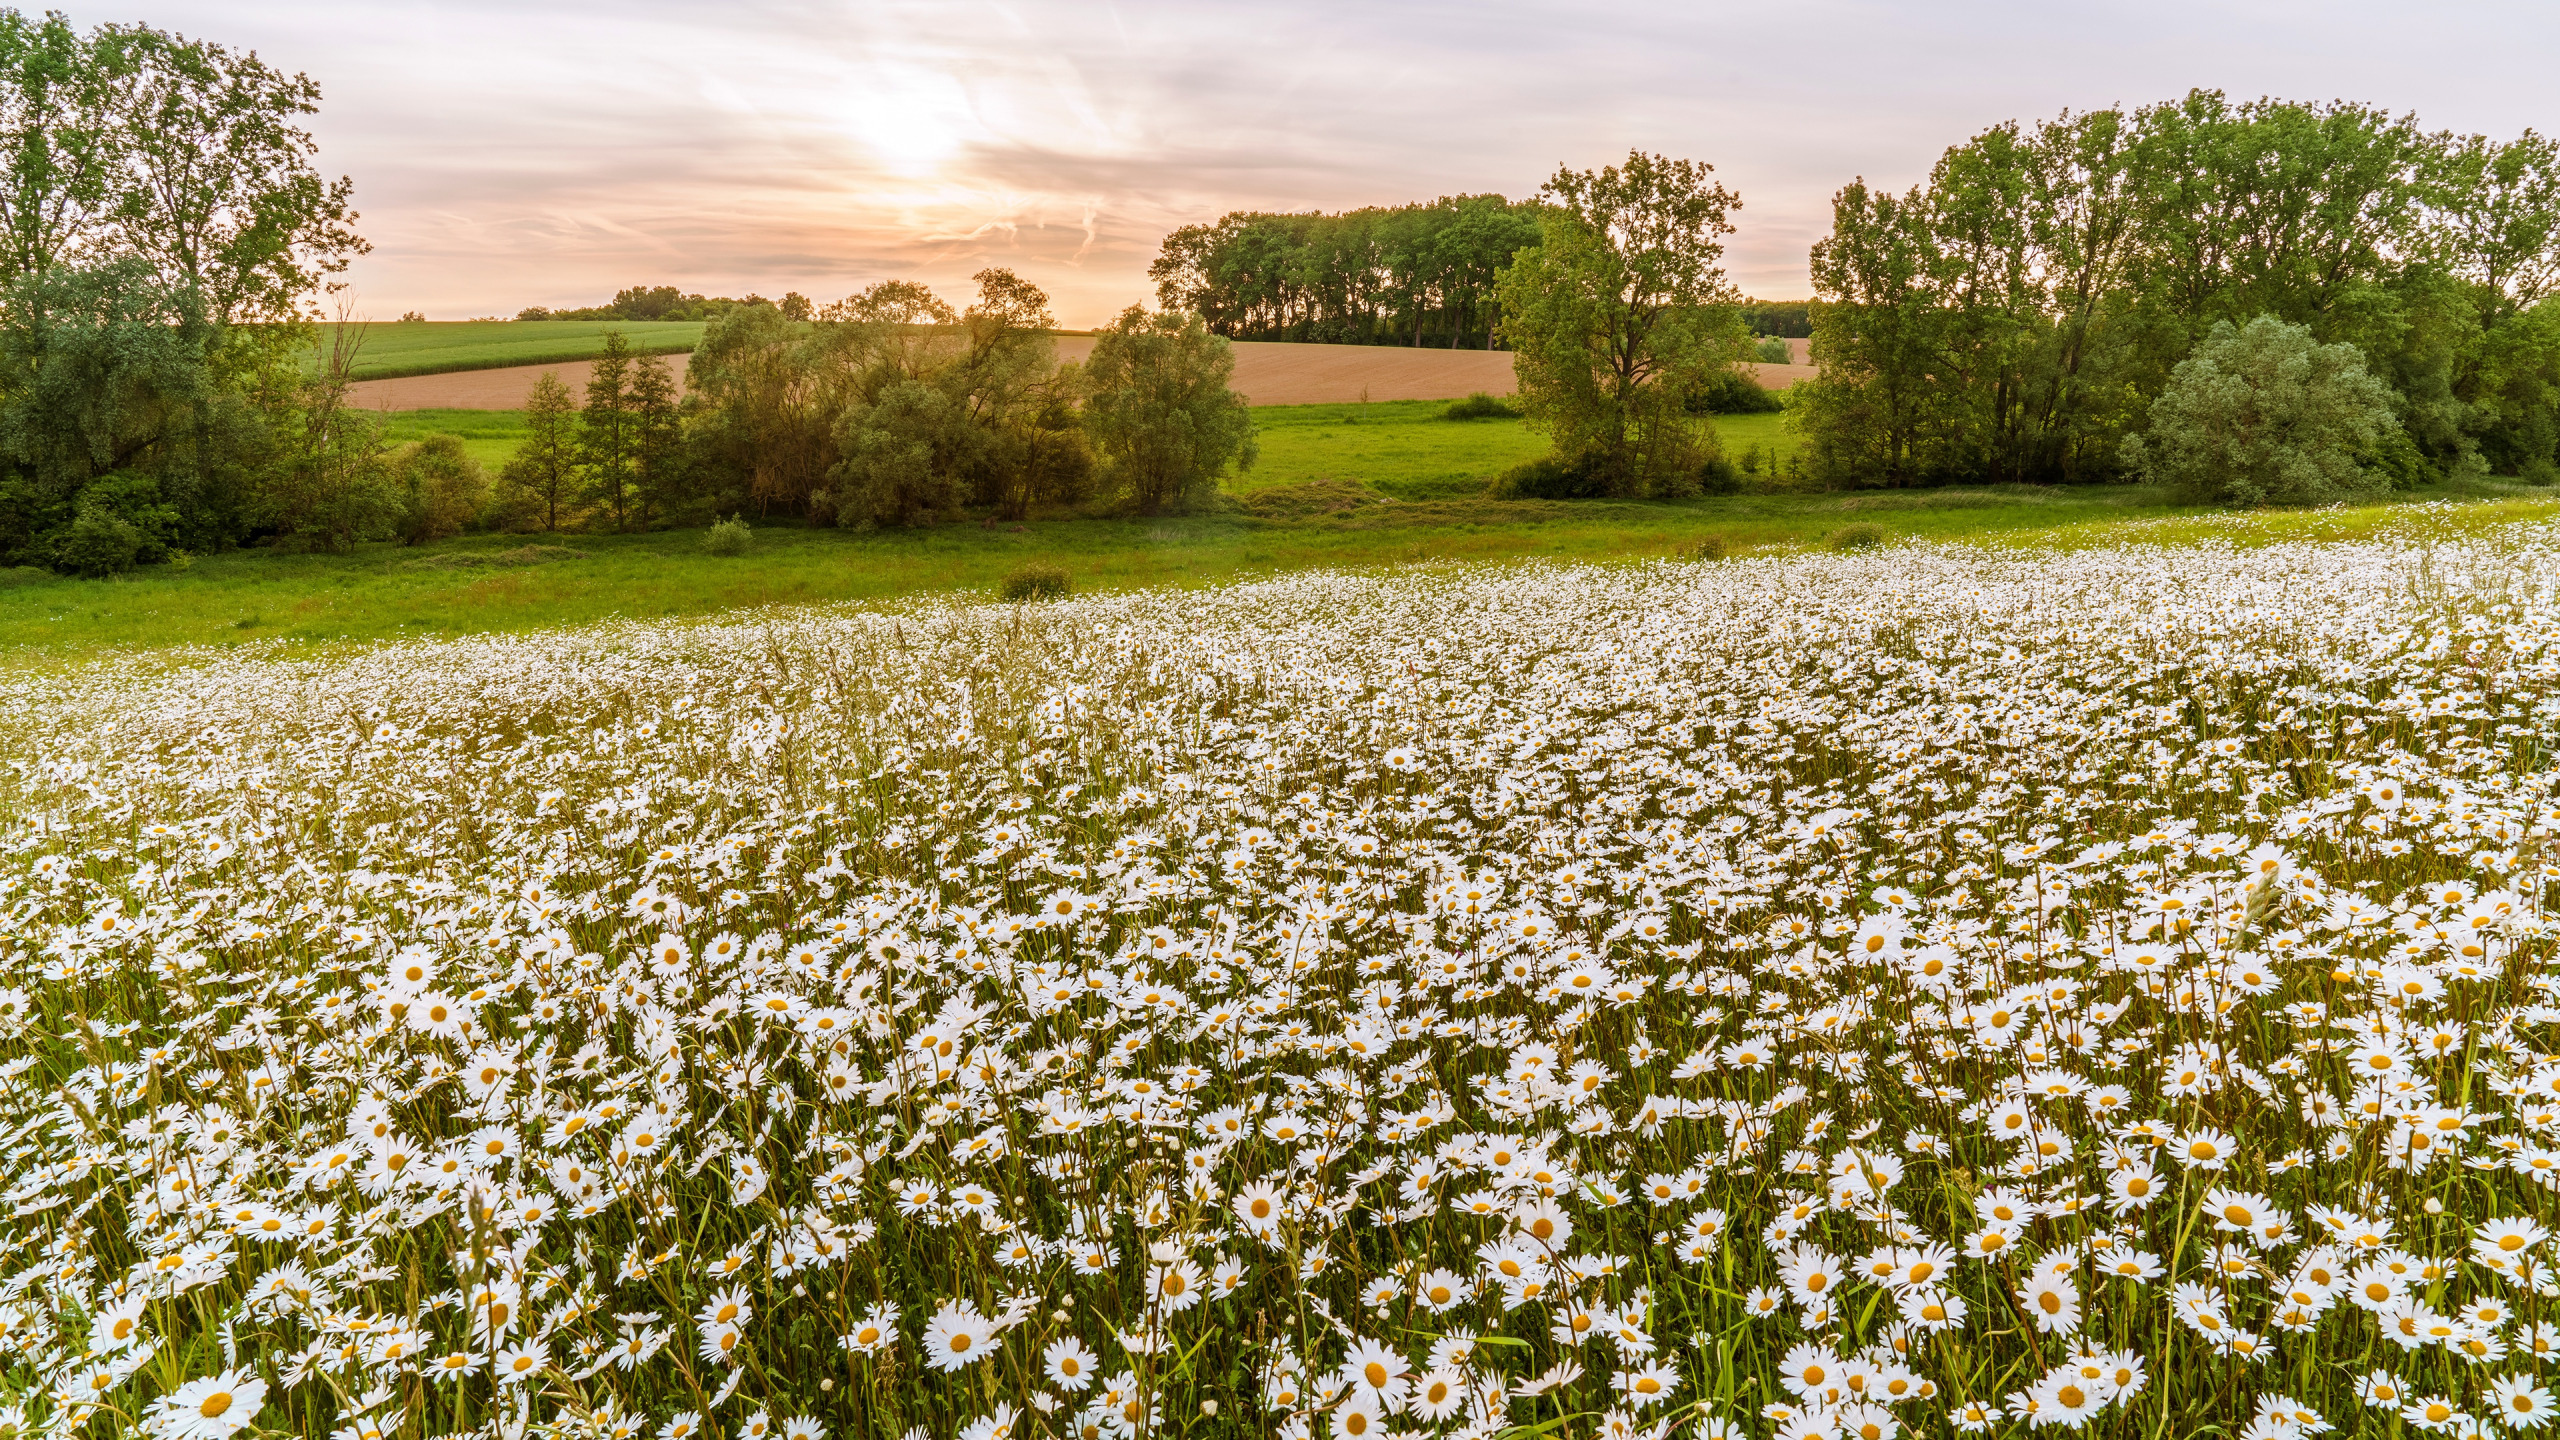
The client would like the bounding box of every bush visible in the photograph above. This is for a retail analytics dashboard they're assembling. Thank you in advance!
[2122,315,2399,506]
[1691,534,1730,561]
[1698,454,1740,494]
[1492,453,1613,500]
[1442,392,1522,421]
[2519,456,2559,487]
[48,510,145,577]
[1687,370,1784,415]
[1753,336,1794,364]
[998,562,1070,602]
[702,515,753,556]
[1827,522,1887,552]
[395,436,491,544]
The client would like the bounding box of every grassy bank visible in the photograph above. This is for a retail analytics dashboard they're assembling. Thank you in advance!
[7,477,2552,661]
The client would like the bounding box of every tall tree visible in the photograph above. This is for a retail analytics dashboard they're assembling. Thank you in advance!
[580,330,634,528]
[1796,90,2560,488]
[626,353,684,525]
[0,10,367,569]
[501,372,580,531]
[1495,150,1746,497]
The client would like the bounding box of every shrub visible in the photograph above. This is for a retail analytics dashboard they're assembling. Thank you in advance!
[1687,370,1784,415]
[1753,336,1794,364]
[702,515,753,556]
[2519,456,2558,487]
[1442,392,1522,421]
[1698,454,1740,494]
[1691,534,1729,561]
[1827,522,1887,552]
[998,562,1070,602]
[48,510,145,577]
[2122,315,2399,506]
[1492,453,1613,500]
[395,436,490,544]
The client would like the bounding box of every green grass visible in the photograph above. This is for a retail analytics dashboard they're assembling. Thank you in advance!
[9,477,2554,661]
[372,409,534,471]
[317,320,706,380]
[1240,400,1549,496]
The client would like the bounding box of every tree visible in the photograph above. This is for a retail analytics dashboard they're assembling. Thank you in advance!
[260,313,398,552]
[685,301,844,514]
[0,15,364,319]
[828,269,1064,528]
[2121,315,2400,505]
[394,434,486,543]
[0,10,367,570]
[1496,150,1746,497]
[580,330,634,527]
[627,353,685,525]
[1081,306,1255,514]
[500,372,581,530]
[1150,195,1541,349]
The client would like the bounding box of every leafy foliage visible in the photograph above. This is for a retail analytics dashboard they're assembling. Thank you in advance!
[1150,195,1540,349]
[1081,306,1258,515]
[0,9,369,570]
[2122,316,2402,506]
[995,560,1070,601]
[1796,91,2560,490]
[1497,151,1749,498]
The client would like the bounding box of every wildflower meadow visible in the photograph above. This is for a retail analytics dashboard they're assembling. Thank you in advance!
[4,518,2559,1440]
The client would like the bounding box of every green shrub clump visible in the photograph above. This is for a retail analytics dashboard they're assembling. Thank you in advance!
[1826,522,1887,552]
[1687,370,1784,415]
[1442,392,1522,421]
[1691,534,1730,561]
[702,515,753,556]
[999,563,1071,602]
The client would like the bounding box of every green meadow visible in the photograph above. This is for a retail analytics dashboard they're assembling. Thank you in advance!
[372,400,1808,492]
[5,465,2551,660]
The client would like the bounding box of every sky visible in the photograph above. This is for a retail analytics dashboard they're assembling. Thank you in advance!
[60,0,2560,328]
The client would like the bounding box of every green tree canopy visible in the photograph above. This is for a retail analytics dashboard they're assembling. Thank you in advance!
[1080,307,1254,515]
[1797,90,2560,489]
[1494,150,1746,497]
[2122,315,2400,505]
[0,8,368,570]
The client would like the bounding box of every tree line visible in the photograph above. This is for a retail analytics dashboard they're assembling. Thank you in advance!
[1149,195,1543,348]
[1147,195,1813,354]
[515,284,817,324]
[1795,90,2560,490]
[399,272,1254,542]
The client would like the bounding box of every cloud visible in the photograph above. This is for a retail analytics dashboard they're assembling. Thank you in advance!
[55,0,2560,325]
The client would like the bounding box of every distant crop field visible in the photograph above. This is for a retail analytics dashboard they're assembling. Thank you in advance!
[315,320,706,380]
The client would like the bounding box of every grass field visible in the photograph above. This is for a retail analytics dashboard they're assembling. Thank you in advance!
[3,477,2552,659]
[317,319,707,380]
[374,400,1808,494]
[374,408,543,470]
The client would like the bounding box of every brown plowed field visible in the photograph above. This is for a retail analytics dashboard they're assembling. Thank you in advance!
[346,339,1811,412]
